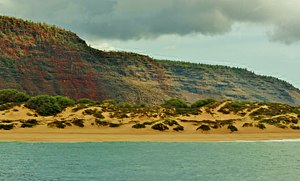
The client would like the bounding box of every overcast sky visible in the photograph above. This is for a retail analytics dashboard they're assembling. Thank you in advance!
[1,0,300,88]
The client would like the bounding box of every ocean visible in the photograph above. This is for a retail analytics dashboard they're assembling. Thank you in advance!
[1,141,300,181]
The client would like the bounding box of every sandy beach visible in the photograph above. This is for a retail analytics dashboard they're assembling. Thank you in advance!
[1,126,300,142]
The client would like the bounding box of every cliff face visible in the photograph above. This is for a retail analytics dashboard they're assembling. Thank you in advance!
[1,15,300,105]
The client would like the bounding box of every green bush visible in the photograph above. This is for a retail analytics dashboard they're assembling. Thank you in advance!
[143,121,154,125]
[94,112,105,119]
[132,123,146,129]
[83,109,105,119]
[242,123,253,127]
[173,125,184,131]
[0,103,16,111]
[151,123,169,131]
[1,120,12,123]
[191,98,216,108]
[0,123,14,130]
[175,108,200,115]
[211,124,219,129]
[196,125,210,131]
[163,120,179,126]
[47,120,66,129]
[77,98,94,105]
[54,96,75,109]
[21,119,38,128]
[0,89,30,104]
[72,118,84,127]
[102,99,118,105]
[275,124,287,129]
[219,119,236,126]
[256,123,266,130]
[95,119,109,126]
[228,125,238,132]
[72,104,89,112]
[82,109,94,115]
[162,98,188,108]
[26,95,62,116]
[109,123,121,127]
[117,102,133,108]
[290,125,300,130]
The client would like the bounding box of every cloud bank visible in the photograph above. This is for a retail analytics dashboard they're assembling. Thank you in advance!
[1,0,300,44]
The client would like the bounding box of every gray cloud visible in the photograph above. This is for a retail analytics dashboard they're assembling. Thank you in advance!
[1,0,300,44]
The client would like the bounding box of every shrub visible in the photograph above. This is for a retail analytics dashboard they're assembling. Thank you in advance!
[211,124,219,129]
[102,99,118,105]
[47,120,66,129]
[219,108,231,114]
[82,109,94,115]
[1,120,12,123]
[0,123,14,130]
[115,113,129,119]
[26,95,62,116]
[242,123,253,127]
[219,101,258,115]
[72,119,84,127]
[228,125,238,132]
[290,125,300,130]
[162,98,188,108]
[163,120,179,126]
[0,89,30,104]
[21,119,38,128]
[77,98,94,105]
[219,119,236,126]
[291,119,299,124]
[109,123,121,127]
[117,102,133,108]
[151,123,169,131]
[95,119,109,126]
[175,108,200,115]
[83,109,105,119]
[94,112,105,119]
[0,103,16,111]
[173,125,184,131]
[54,96,75,109]
[256,123,266,130]
[191,98,216,108]
[132,123,146,129]
[196,125,210,131]
[143,121,154,125]
[72,104,89,112]
[21,122,34,128]
[276,124,287,129]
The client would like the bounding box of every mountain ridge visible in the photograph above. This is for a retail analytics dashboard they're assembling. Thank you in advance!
[1,15,300,105]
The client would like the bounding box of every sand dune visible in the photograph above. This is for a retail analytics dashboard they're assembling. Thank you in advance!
[1,102,300,142]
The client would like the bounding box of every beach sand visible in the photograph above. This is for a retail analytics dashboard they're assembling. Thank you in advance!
[1,126,300,142]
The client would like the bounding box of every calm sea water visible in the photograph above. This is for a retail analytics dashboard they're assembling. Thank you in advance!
[1,141,300,181]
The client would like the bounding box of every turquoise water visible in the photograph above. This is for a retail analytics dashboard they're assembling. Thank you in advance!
[1,141,300,181]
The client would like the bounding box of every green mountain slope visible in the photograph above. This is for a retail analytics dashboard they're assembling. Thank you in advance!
[1,15,300,105]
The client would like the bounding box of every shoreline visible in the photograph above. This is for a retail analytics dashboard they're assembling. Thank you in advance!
[1,128,300,143]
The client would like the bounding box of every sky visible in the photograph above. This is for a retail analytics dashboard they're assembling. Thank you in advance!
[1,0,300,88]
